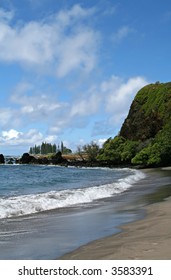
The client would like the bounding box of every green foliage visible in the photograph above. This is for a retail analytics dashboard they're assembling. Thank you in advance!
[132,120,171,166]
[97,136,139,164]
[82,141,100,161]
[97,136,125,163]
[62,146,72,154]
[121,140,139,162]
[28,82,171,167]
[29,142,57,155]
[120,82,171,141]
[29,142,72,155]
[98,82,171,167]
[131,144,161,166]
[136,82,171,120]
[154,121,171,165]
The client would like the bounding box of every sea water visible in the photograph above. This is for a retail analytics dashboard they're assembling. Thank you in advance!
[0,164,148,259]
[0,165,145,219]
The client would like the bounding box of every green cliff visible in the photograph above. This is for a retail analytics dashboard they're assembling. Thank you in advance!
[97,82,171,167]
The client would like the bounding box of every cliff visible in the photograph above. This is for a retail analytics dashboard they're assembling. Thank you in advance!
[98,82,171,167]
[120,82,171,141]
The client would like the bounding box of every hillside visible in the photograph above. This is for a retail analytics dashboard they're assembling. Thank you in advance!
[97,82,171,167]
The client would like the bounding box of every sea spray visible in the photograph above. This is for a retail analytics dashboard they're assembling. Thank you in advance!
[0,167,145,219]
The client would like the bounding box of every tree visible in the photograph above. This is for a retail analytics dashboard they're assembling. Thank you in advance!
[132,121,171,166]
[61,141,64,153]
[41,142,46,154]
[121,140,139,163]
[34,145,40,154]
[82,141,100,161]
[77,145,85,161]
[97,136,126,163]
[52,144,57,153]
[29,141,72,156]
[62,146,72,154]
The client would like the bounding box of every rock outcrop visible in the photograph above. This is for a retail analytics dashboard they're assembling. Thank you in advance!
[0,154,5,164]
[19,153,37,164]
[19,151,68,165]
[120,82,171,141]
[98,82,171,167]
[50,151,68,165]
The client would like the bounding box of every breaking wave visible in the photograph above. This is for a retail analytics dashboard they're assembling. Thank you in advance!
[0,169,145,219]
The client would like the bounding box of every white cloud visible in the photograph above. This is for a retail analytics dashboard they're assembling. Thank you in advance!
[0,108,13,126]
[56,30,98,77]
[70,92,101,117]
[10,82,64,122]
[95,138,107,147]
[0,128,60,151]
[0,108,22,128]
[2,129,22,140]
[103,76,148,122]
[0,5,99,76]
[48,76,148,139]
[25,129,43,144]
[0,75,149,151]
[56,4,95,26]
[91,76,148,137]
[0,129,43,146]
[112,26,135,43]
[44,135,58,143]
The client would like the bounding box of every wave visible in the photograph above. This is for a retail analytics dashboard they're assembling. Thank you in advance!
[0,170,145,219]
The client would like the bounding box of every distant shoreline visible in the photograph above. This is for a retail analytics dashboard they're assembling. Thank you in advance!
[2,152,170,170]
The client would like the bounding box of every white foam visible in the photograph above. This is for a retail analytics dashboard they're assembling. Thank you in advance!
[0,169,145,219]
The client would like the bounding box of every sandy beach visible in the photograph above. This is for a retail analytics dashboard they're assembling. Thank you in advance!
[61,194,171,260]
[1,166,171,259]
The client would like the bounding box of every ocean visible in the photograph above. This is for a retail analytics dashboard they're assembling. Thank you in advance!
[0,165,144,219]
[0,164,170,259]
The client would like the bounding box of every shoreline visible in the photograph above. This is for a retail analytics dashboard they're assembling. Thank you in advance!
[60,185,171,260]
[1,166,171,259]
[60,198,171,260]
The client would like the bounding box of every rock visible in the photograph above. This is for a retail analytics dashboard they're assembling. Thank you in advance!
[37,157,49,165]
[0,154,5,164]
[20,153,37,164]
[19,152,68,165]
[99,81,171,167]
[119,82,171,141]
[7,158,14,164]
[50,151,68,165]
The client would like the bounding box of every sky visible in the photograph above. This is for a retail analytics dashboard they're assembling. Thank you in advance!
[0,0,171,155]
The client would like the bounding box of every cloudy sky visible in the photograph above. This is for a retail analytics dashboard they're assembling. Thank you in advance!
[0,0,171,155]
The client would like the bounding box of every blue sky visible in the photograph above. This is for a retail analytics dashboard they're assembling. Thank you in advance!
[0,0,171,155]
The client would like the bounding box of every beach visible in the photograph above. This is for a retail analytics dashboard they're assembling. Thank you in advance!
[0,166,171,259]
[61,169,171,260]
[0,165,147,259]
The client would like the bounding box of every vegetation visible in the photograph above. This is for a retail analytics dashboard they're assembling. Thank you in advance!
[76,142,100,161]
[132,121,171,166]
[27,82,171,167]
[97,136,139,164]
[97,82,171,167]
[29,141,72,155]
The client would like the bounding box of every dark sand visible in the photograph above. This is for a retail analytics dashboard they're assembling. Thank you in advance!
[61,168,171,260]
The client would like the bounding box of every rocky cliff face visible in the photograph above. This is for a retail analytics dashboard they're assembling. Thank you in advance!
[120,82,171,141]
[98,82,171,167]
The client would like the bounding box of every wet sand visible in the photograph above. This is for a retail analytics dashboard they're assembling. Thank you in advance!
[61,176,171,260]
[1,167,171,260]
